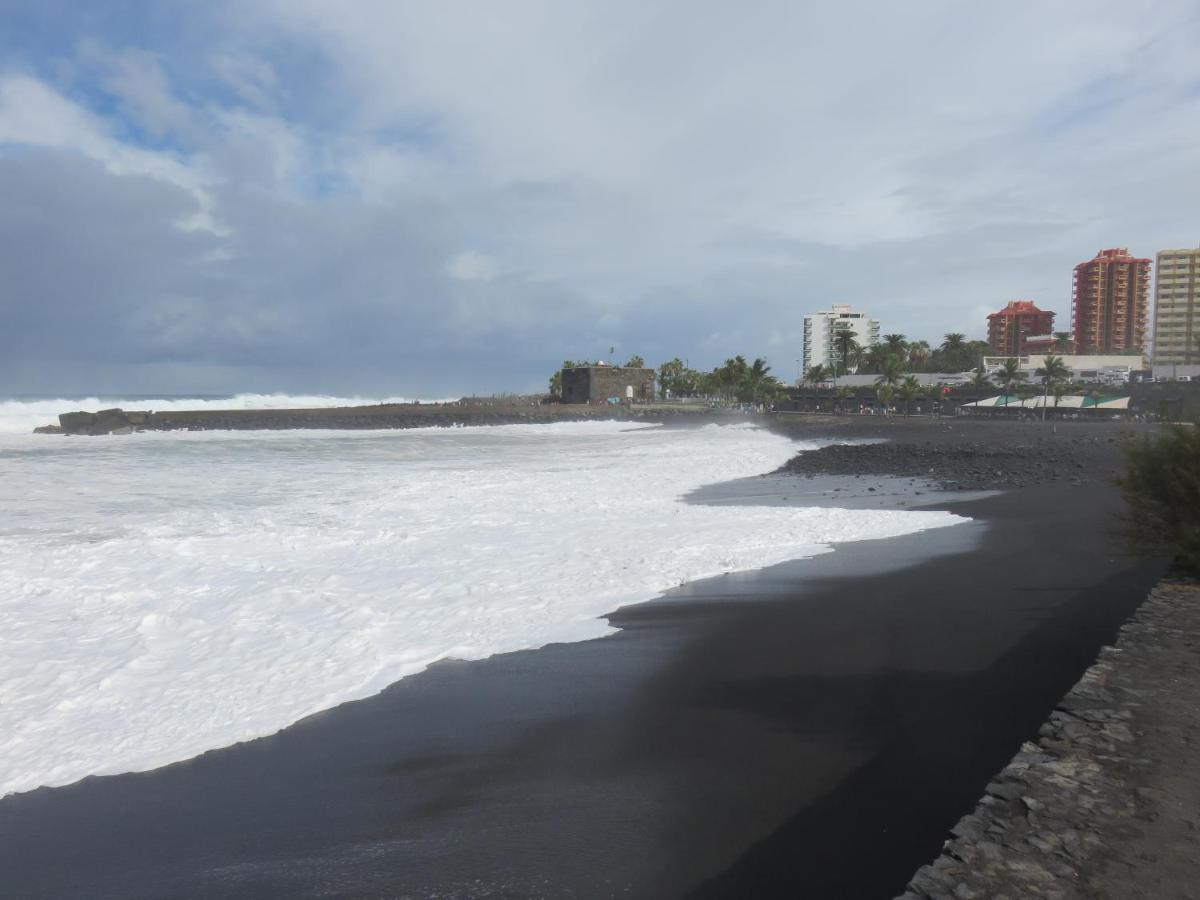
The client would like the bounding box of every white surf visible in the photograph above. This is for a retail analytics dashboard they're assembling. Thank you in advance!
[0,421,964,797]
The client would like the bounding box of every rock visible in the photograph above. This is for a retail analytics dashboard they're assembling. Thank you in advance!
[57,408,149,435]
[58,411,97,433]
[986,781,1024,801]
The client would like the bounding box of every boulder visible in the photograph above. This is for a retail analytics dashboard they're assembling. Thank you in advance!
[58,411,96,433]
[57,408,146,435]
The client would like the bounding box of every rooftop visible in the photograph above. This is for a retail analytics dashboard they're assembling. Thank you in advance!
[1078,248,1152,265]
[987,300,1053,319]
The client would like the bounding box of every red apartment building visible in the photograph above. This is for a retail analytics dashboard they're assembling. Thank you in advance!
[1071,248,1151,355]
[986,300,1056,356]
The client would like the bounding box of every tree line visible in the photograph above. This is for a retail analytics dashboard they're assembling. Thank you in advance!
[805,329,1076,384]
[550,355,784,403]
[801,352,1077,417]
[548,331,1083,412]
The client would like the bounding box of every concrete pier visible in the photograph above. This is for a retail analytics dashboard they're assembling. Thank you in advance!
[42,401,730,435]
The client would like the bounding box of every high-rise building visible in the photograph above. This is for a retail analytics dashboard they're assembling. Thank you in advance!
[801,304,880,375]
[1152,246,1200,366]
[986,300,1056,356]
[1071,248,1151,356]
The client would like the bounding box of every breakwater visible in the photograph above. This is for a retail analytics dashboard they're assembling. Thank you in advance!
[900,577,1200,899]
[38,402,733,435]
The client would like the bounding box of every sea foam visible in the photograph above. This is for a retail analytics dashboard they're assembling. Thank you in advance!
[0,421,964,797]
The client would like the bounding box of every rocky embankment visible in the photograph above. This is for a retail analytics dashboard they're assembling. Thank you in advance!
[776,429,1130,491]
[899,577,1200,900]
[38,403,736,435]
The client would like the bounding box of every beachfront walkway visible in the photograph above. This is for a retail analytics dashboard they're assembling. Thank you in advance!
[901,577,1200,900]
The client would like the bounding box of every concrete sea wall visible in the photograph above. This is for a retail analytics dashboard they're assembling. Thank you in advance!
[42,402,738,435]
[900,577,1200,899]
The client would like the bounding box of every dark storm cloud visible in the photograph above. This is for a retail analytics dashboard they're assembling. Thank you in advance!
[0,148,662,395]
[2,1,1200,394]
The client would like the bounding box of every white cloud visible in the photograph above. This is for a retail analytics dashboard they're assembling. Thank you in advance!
[210,52,279,111]
[447,250,500,282]
[4,1,1200,393]
[252,1,1200,262]
[79,42,197,139]
[0,74,219,232]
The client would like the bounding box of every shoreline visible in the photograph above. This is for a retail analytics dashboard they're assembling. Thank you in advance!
[0,418,1167,898]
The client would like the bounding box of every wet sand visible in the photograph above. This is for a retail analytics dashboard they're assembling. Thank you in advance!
[0,419,1166,899]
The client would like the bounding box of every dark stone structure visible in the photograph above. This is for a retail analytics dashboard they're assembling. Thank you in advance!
[560,366,655,404]
[57,409,148,435]
[43,398,726,435]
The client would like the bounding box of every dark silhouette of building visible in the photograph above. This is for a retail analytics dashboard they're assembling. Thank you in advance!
[1072,248,1151,355]
[560,366,655,404]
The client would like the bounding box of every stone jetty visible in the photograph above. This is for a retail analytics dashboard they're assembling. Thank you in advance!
[40,401,736,434]
[899,577,1200,899]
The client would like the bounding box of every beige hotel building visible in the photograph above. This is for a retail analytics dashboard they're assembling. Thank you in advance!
[1153,246,1200,366]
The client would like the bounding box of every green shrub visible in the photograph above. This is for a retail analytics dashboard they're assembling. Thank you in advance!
[1117,427,1200,573]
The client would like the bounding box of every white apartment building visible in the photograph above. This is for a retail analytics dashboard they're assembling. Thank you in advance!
[1152,246,1200,367]
[801,304,880,376]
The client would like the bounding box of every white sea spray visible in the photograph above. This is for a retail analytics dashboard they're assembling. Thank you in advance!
[0,421,965,796]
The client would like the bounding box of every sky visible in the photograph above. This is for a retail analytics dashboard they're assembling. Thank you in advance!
[1,0,1199,396]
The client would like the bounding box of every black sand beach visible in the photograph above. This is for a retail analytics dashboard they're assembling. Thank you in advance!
[0,418,1167,899]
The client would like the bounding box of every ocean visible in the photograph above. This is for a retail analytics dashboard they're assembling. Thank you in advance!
[0,395,964,798]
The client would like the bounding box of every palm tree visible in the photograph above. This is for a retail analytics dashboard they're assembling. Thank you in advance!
[657,357,687,398]
[940,333,966,353]
[745,357,773,402]
[717,356,749,401]
[849,341,866,372]
[1035,354,1069,383]
[1052,379,1072,411]
[908,340,932,372]
[1053,332,1074,354]
[993,357,1027,406]
[1035,354,1071,421]
[970,364,992,389]
[805,364,828,389]
[897,375,924,416]
[966,339,991,370]
[874,356,905,389]
[856,343,889,375]
[833,327,859,380]
[940,333,969,372]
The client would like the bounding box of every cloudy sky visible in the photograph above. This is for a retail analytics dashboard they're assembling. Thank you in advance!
[2,1,1199,395]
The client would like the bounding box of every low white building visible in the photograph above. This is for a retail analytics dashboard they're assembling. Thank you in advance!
[1151,364,1200,381]
[802,304,880,376]
[982,354,1140,385]
[828,372,969,388]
